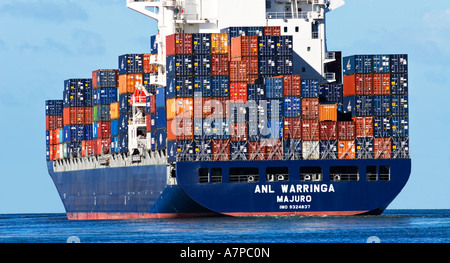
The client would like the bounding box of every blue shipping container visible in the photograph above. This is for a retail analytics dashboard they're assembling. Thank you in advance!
[111,119,119,137]
[265,77,283,98]
[343,55,373,75]
[146,96,151,114]
[276,56,293,75]
[373,95,391,116]
[211,76,229,97]
[355,138,374,159]
[94,70,118,88]
[247,84,265,101]
[390,54,408,74]
[230,141,248,161]
[320,140,338,159]
[392,137,409,159]
[156,108,166,129]
[391,95,409,116]
[194,76,212,97]
[84,125,93,141]
[258,36,276,56]
[267,98,283,118]
[119,94,132,114]
[166,77,194,98]
[111,136,119,154]
[284,140,302,160]
[319,83,343,103]
[259,56,277,77]
[194,140,212,161]
[155,129,167,150]
[284,97,301,117]
[391,116,409,137]
[193,55,211,76]
[118,133,128,153]
[192,33,211,55]
[118,114,129,135]
[391,74,408,95]
[46,100,64,116]
[143,74,157,94]
[373,55,390,73]
[118,54,143,75]
[156,87,166,108]
[166,55,193,77]
[373,116,392,138]
[276,36,293,56]
[301,79,319,98]
[150,35,158,54]
[343,96,373,117]
[264,118,283,139]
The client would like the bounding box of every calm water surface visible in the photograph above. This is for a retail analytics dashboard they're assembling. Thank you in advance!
[0,210,449,243]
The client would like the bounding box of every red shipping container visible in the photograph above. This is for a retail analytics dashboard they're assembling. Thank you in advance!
[97,121,111,139]
[166,33,192,56]
[338,140,356,159]
[146,114,151,132]
[231,36,258,59]
[234,56,258,75]
[84,107,93,124]
[230,123,248,142]
[320,121,337,140]
[82,140,94,157]
[94,138,111,155]
[263,26,281,36]
[301,98,319,120]
[211,54,229,76]
[374,138,391,159]
[230,82,247,102]
[203,97,229,119]
[150,95,156,113]
[343,74,373,96]
[247,74,259,85]
[229,61,247,82]
[46,115,63,130]
[282,75,301,96]
[63,107,85,126]
[212,140,230,161]
[143,54,158,74]
[337,121,356,140]
[301,120,320,141]
[354,117,373,138]
[264,139,283,160]
[283,118,302,139]
[373,73,391,95]
[248,141,266,161]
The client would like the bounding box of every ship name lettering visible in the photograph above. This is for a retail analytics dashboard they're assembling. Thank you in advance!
[281,184,335,193]
[254,184,275,194]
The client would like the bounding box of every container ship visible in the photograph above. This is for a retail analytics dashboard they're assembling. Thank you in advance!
[45,0,411,220]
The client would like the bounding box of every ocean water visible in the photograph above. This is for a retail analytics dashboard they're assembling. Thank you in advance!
[0,210,449,243]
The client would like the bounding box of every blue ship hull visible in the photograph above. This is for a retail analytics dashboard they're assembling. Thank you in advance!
[48,158,411,220]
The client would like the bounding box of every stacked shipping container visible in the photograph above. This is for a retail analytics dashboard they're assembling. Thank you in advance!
[45,27,409,162]
[343,54,409,159]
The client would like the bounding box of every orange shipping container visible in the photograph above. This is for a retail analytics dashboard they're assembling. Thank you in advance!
[143,54,158,74]
[118,74,143,94]
[343,74,373,96]
[110,102,119,120]
[231,36,258,59]
[211,33,228,54]
[338,140,355,159]
[167,118,194,141]
[319,103,338,121]
[166,98,194,120]
[63,107,86,126]
[82,140,94,157]
[374,138,391,159]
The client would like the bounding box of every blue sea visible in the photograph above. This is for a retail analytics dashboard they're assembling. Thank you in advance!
[0,210,449,243]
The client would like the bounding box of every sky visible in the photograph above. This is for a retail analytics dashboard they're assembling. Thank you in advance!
[0,0,449,214]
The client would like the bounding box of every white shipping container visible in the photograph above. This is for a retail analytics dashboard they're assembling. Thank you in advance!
[302,141,320,160]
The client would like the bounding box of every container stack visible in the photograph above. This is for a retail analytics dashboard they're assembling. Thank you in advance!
[92,69,119,155]
[343,54,409,159]
[46,100,63,161]
[45,26,410,162]
[61,79,93,159]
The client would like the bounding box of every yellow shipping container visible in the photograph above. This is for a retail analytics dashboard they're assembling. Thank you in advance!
[110,102,119,120]
[211,33,229,54]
